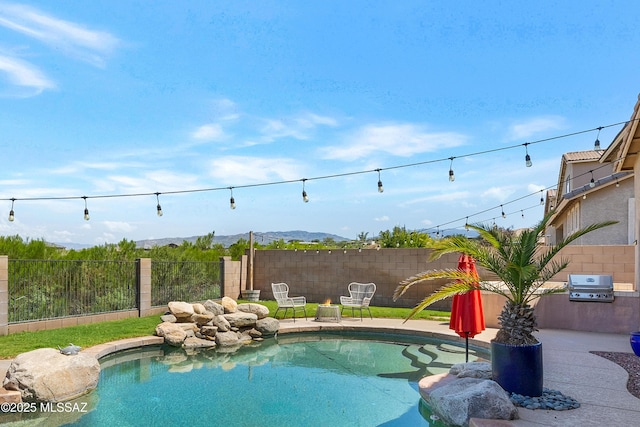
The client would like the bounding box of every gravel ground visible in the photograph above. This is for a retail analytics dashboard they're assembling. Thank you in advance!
[591,351,640,399]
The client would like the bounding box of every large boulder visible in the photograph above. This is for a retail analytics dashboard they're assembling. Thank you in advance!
[168,301,194,319]
[192,303,207,314]
[223,312,258,328]
[450,361,492,379]
[155,322,188,347]
[191,312,215,326]
[237,303,270,319]
[221,297,238,313]
[204,300,224,315]
[211,314,231,332]
[421,376,518,426]
[255,317,280,336]
[3,348,100,402]
[215,331,240,347]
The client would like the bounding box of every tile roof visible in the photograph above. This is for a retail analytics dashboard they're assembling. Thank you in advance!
[562,150,604,162]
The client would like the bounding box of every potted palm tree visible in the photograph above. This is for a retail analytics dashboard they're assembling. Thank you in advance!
[394,212,615,397]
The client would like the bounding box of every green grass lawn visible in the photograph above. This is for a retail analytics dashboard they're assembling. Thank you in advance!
[0,301,450,359]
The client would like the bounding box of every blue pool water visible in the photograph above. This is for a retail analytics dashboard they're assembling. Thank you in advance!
[62,332,487,427]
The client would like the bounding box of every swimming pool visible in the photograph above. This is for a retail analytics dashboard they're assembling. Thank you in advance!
[64,331,487,426]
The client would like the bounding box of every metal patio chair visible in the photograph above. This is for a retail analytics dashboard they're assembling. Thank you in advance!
[271,282,307,322]
[340,282,376,320]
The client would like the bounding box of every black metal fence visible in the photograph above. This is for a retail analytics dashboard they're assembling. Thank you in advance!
[7,259,222,324]
[8,260,137,323]
[151,260,221,307]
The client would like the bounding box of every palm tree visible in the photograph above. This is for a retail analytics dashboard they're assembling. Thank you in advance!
[394,212,616,346]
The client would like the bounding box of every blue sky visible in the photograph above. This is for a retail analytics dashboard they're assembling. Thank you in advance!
[1,1,639,246]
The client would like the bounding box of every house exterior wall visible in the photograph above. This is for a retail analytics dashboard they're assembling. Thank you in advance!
[564,161,612,195]
[578,179,634,244]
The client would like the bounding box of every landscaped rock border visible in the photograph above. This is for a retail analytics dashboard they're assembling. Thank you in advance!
[156,297,279,349]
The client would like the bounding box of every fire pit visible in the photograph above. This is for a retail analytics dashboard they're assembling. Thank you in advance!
[315,301,341,323]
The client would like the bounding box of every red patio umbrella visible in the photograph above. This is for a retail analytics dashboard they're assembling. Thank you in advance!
[449,254,485,362]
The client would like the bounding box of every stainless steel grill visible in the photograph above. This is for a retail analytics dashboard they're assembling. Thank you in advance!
[568,274,614,302]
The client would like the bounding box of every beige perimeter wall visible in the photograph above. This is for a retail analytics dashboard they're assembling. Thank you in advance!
[251,246,640,333]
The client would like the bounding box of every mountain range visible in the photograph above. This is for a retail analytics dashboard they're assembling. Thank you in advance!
[134,230,350,249]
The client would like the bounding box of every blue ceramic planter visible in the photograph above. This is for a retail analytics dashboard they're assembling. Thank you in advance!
[631,332,640,357]
[491,341,543,397]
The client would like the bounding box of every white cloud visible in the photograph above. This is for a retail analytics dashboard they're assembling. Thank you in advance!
[0,2,120,67]
[481,186,516,202]
[0,54,55,95]
[191,123,225,141]
[103,170,200,193]
[208,156,302,184]
[321,123,466,160]
[507,116,566,141]
[374,215,389,222]
[258,112,339,143]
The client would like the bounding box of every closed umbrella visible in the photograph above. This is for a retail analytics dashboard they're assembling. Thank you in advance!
[449,254,485,362]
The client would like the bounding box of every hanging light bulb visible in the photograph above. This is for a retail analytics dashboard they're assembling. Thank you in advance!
[594,126,603,150]
[376,169,384,193]
[521,210,524,218]
[448,157,455,182]
[82,196,90,221]
[302,179,309,203]
[8,198,15,222]
[501,205,506,219]
[589,171,595,188]
[229,187,236,209]
[155,192,163,217]
[524,143,532,167]
[540,190,544,205]
[464,217,469,230]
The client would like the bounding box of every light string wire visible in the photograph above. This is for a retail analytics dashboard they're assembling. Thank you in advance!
[1,119,635,223]
[426,155,630,235]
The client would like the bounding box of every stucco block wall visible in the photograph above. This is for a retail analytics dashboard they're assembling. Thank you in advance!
[252,248,459,311]
[549,245,635,285]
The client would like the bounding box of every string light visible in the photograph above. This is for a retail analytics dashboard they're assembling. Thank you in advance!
[376,169,384,193]
[448,157,455,182]
[8,198,15,222]
[229,187,236,210]
[501,205,506,219]
[302,179,309,203]
[0,119,634,228]
[521,210,524,218]
[82,196,90,221]
[589,170,596,188]
[540,190,545,205]
[464,217,469,230]
[594,126,603,150]
[155,192,163,217]
[524,143,532,167]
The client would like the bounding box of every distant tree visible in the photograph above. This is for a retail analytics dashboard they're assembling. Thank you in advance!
[378,226,432,248]
[195,231,215,250]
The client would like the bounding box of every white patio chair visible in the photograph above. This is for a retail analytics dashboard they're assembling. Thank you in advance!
[340,282,376,320]
[271,282,307,322]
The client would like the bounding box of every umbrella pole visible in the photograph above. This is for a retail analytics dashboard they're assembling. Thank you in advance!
[465,333,469,363]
